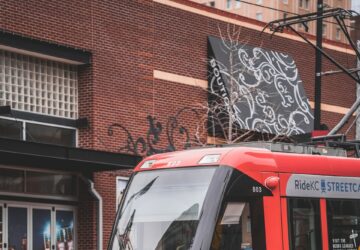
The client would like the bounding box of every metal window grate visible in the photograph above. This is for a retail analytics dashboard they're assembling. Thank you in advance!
[0,50,78,119]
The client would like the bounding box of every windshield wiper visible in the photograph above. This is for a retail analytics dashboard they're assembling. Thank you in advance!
[116,177,158,249]
[118,210,136,250]
[125,177,158,207]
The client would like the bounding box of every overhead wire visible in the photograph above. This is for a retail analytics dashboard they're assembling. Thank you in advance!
[230,0,358,77]
[229,0,359,31]
[345,110,360,135]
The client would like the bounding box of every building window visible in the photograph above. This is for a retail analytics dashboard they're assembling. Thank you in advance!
[226,0,231,9]
[0,50,78,147]
[209,1,215,7]
[0,168,77,198]
[27,171,77,196]
[322,24,327,37]
[283,0,288,4]
[26,122,76,146]
[299,0,310,9]
[256,0,263,4]
[0,50,78,119]
[0,169,24,192]
[0,117,76,147]
[0,118,22,140]
[235,0,241,8]
[336,27,341,40]
[256,12,263,21]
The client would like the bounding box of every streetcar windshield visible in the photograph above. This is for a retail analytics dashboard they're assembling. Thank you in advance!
[110,167,216,250]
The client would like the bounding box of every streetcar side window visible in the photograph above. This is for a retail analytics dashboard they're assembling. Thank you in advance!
[327,200,360,250]
[288,198,322,250]
[210,199,265,250]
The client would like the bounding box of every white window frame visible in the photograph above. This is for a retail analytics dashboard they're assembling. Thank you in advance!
[0,200,77,250]
[235,0,241,8]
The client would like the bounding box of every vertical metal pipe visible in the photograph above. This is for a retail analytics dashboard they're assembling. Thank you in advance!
[80,175,103,250]
[314,0,323,130]
[356,41,360,139]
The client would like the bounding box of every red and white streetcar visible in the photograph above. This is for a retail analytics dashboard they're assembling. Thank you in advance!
[109,142,360,250]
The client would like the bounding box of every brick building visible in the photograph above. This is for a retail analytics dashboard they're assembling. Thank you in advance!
[192,0,352,43]
[0,0,357,249]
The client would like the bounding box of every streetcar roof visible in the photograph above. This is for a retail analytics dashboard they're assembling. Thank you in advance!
[135,144,360,178]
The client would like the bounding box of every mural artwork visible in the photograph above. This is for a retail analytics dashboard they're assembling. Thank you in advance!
[107,107,201,156]
[208,35,314,137]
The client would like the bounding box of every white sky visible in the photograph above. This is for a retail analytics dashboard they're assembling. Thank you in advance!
[352,0,360,12]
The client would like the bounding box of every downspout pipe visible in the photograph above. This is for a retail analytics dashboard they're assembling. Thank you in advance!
[80,175,103,250]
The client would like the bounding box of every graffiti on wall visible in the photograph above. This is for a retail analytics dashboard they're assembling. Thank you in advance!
[107,107,201,156]
[208,34,314,136]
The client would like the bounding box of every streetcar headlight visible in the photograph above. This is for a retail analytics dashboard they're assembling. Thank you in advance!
[140,160,156,169]
[199,154,221,164]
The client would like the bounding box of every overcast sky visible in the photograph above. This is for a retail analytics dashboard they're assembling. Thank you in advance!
[352,1,360,12]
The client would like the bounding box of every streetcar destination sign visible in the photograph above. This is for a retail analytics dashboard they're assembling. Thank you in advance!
[286,174,360,199]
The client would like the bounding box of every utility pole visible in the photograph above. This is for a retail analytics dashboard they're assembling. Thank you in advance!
[357,40,360,139]
[314,0,323,130]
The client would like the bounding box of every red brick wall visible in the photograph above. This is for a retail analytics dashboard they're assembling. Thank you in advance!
[78,65,95,149]
[1,0,357,248]
[78,181,96,250]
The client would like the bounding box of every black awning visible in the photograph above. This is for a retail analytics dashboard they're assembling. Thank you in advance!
[0,138,142,172]
[0,30,91,65]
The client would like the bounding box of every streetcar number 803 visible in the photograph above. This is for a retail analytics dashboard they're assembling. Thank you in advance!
[252,186,262,193]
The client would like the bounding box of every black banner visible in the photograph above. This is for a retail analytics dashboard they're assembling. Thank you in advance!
[207,36,314,138]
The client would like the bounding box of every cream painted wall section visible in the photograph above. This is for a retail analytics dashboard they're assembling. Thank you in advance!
[153,70,208,89]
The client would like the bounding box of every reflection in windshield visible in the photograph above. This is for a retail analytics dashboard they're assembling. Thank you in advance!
[125,177,158,207]
[155,204,199,250]
[111,167,216,250]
